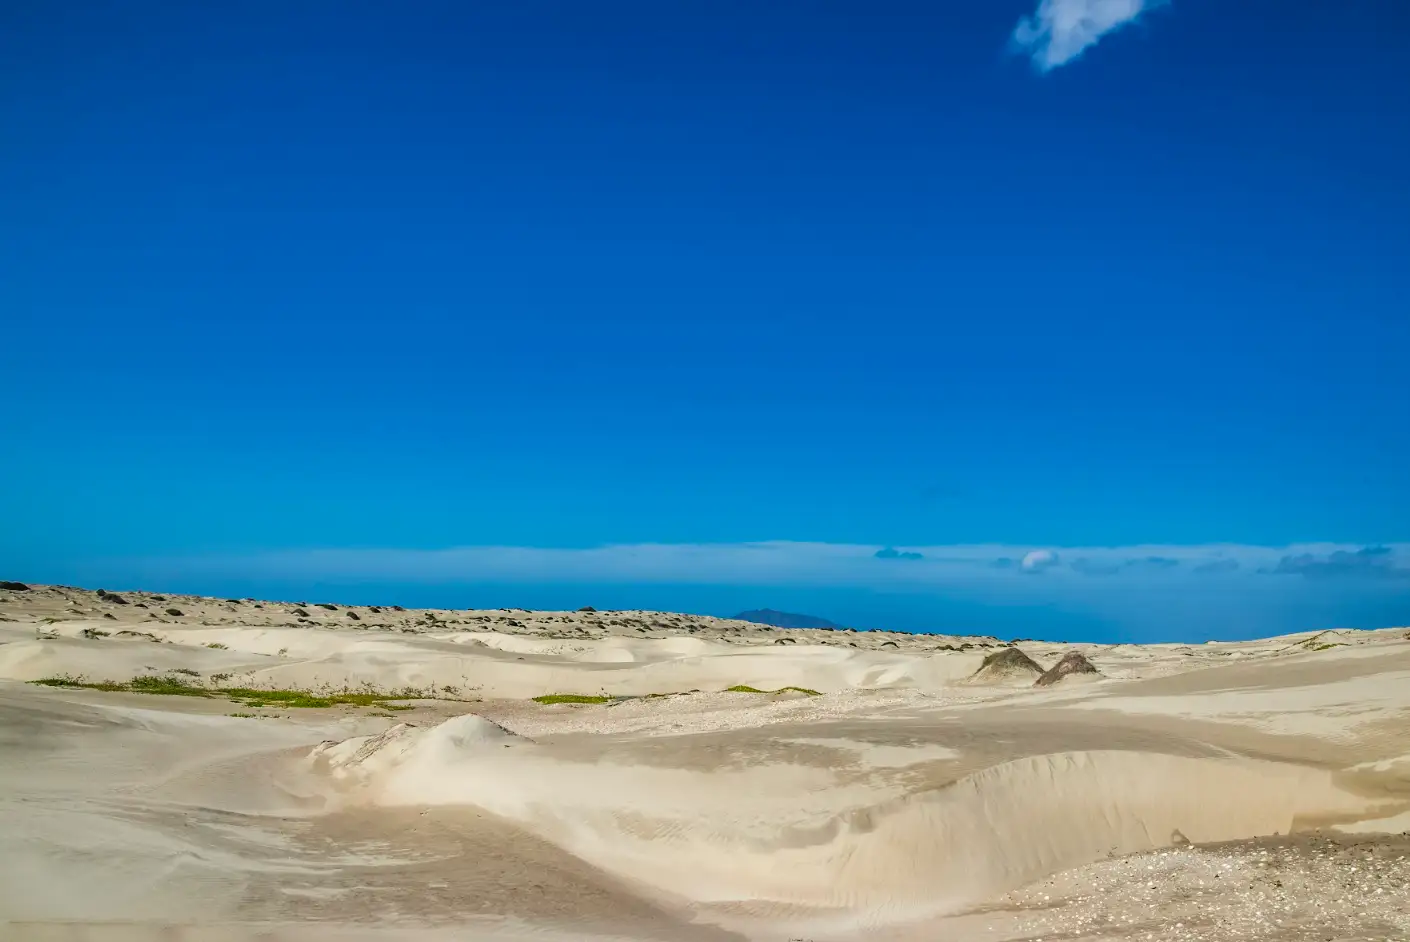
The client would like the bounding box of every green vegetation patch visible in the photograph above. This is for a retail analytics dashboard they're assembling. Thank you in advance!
[32,676,130,693]
[724,684,821,696]
[1297,631,1349,653]
[532,693,613,705]
[125,674,213,697]
[29,674,422,710]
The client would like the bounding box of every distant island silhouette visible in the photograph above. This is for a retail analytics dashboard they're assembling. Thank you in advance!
[732,608,842,630]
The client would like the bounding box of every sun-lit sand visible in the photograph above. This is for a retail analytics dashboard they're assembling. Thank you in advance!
[2,583,1408,941]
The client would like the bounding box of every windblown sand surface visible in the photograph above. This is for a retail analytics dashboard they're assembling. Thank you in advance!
[2,583,1408,941]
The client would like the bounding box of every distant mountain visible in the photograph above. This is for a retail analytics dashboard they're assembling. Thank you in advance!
[732,609,842,630]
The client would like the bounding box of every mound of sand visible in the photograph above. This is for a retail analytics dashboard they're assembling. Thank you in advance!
[964,646,1044,686]
[307,714,532,802]
[1035,650,1103,687]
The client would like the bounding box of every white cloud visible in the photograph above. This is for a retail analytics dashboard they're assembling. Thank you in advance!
[1012,0,1164,72]
[1021,549,1062,572]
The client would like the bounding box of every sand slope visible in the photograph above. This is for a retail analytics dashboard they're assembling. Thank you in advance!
[2,583,1408,941]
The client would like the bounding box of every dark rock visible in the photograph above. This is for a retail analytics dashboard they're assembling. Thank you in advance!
[1,581,30,591]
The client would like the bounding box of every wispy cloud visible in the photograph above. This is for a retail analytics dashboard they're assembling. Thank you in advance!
[1270,546,1410,580]
[136,541,1410,589]
[1011,0,1165,72]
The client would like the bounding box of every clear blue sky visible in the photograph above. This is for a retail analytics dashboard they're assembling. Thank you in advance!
[3,0,1408,640]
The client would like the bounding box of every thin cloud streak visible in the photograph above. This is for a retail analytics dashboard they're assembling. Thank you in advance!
[147,541,1410,590]
[1012,0,1165,72]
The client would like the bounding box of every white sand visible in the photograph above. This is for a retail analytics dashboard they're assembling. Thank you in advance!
[2,582,1408,941]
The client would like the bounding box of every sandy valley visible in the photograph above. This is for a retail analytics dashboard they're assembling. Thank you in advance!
[1,582,1407,941]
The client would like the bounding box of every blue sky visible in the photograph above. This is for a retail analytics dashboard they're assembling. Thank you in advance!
[3,0,1408,640]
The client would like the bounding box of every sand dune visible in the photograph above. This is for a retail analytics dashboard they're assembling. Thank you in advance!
[2,583,1409,941]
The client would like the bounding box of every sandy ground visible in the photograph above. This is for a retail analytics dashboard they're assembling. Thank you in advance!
[1,582,1408,941]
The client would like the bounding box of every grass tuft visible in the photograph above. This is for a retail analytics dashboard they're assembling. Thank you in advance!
[128,674,211,697]
[32,675,127,692]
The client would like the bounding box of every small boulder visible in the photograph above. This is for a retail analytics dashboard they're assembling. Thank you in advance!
[1034,650,1102,687]
[1,581,30,591]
